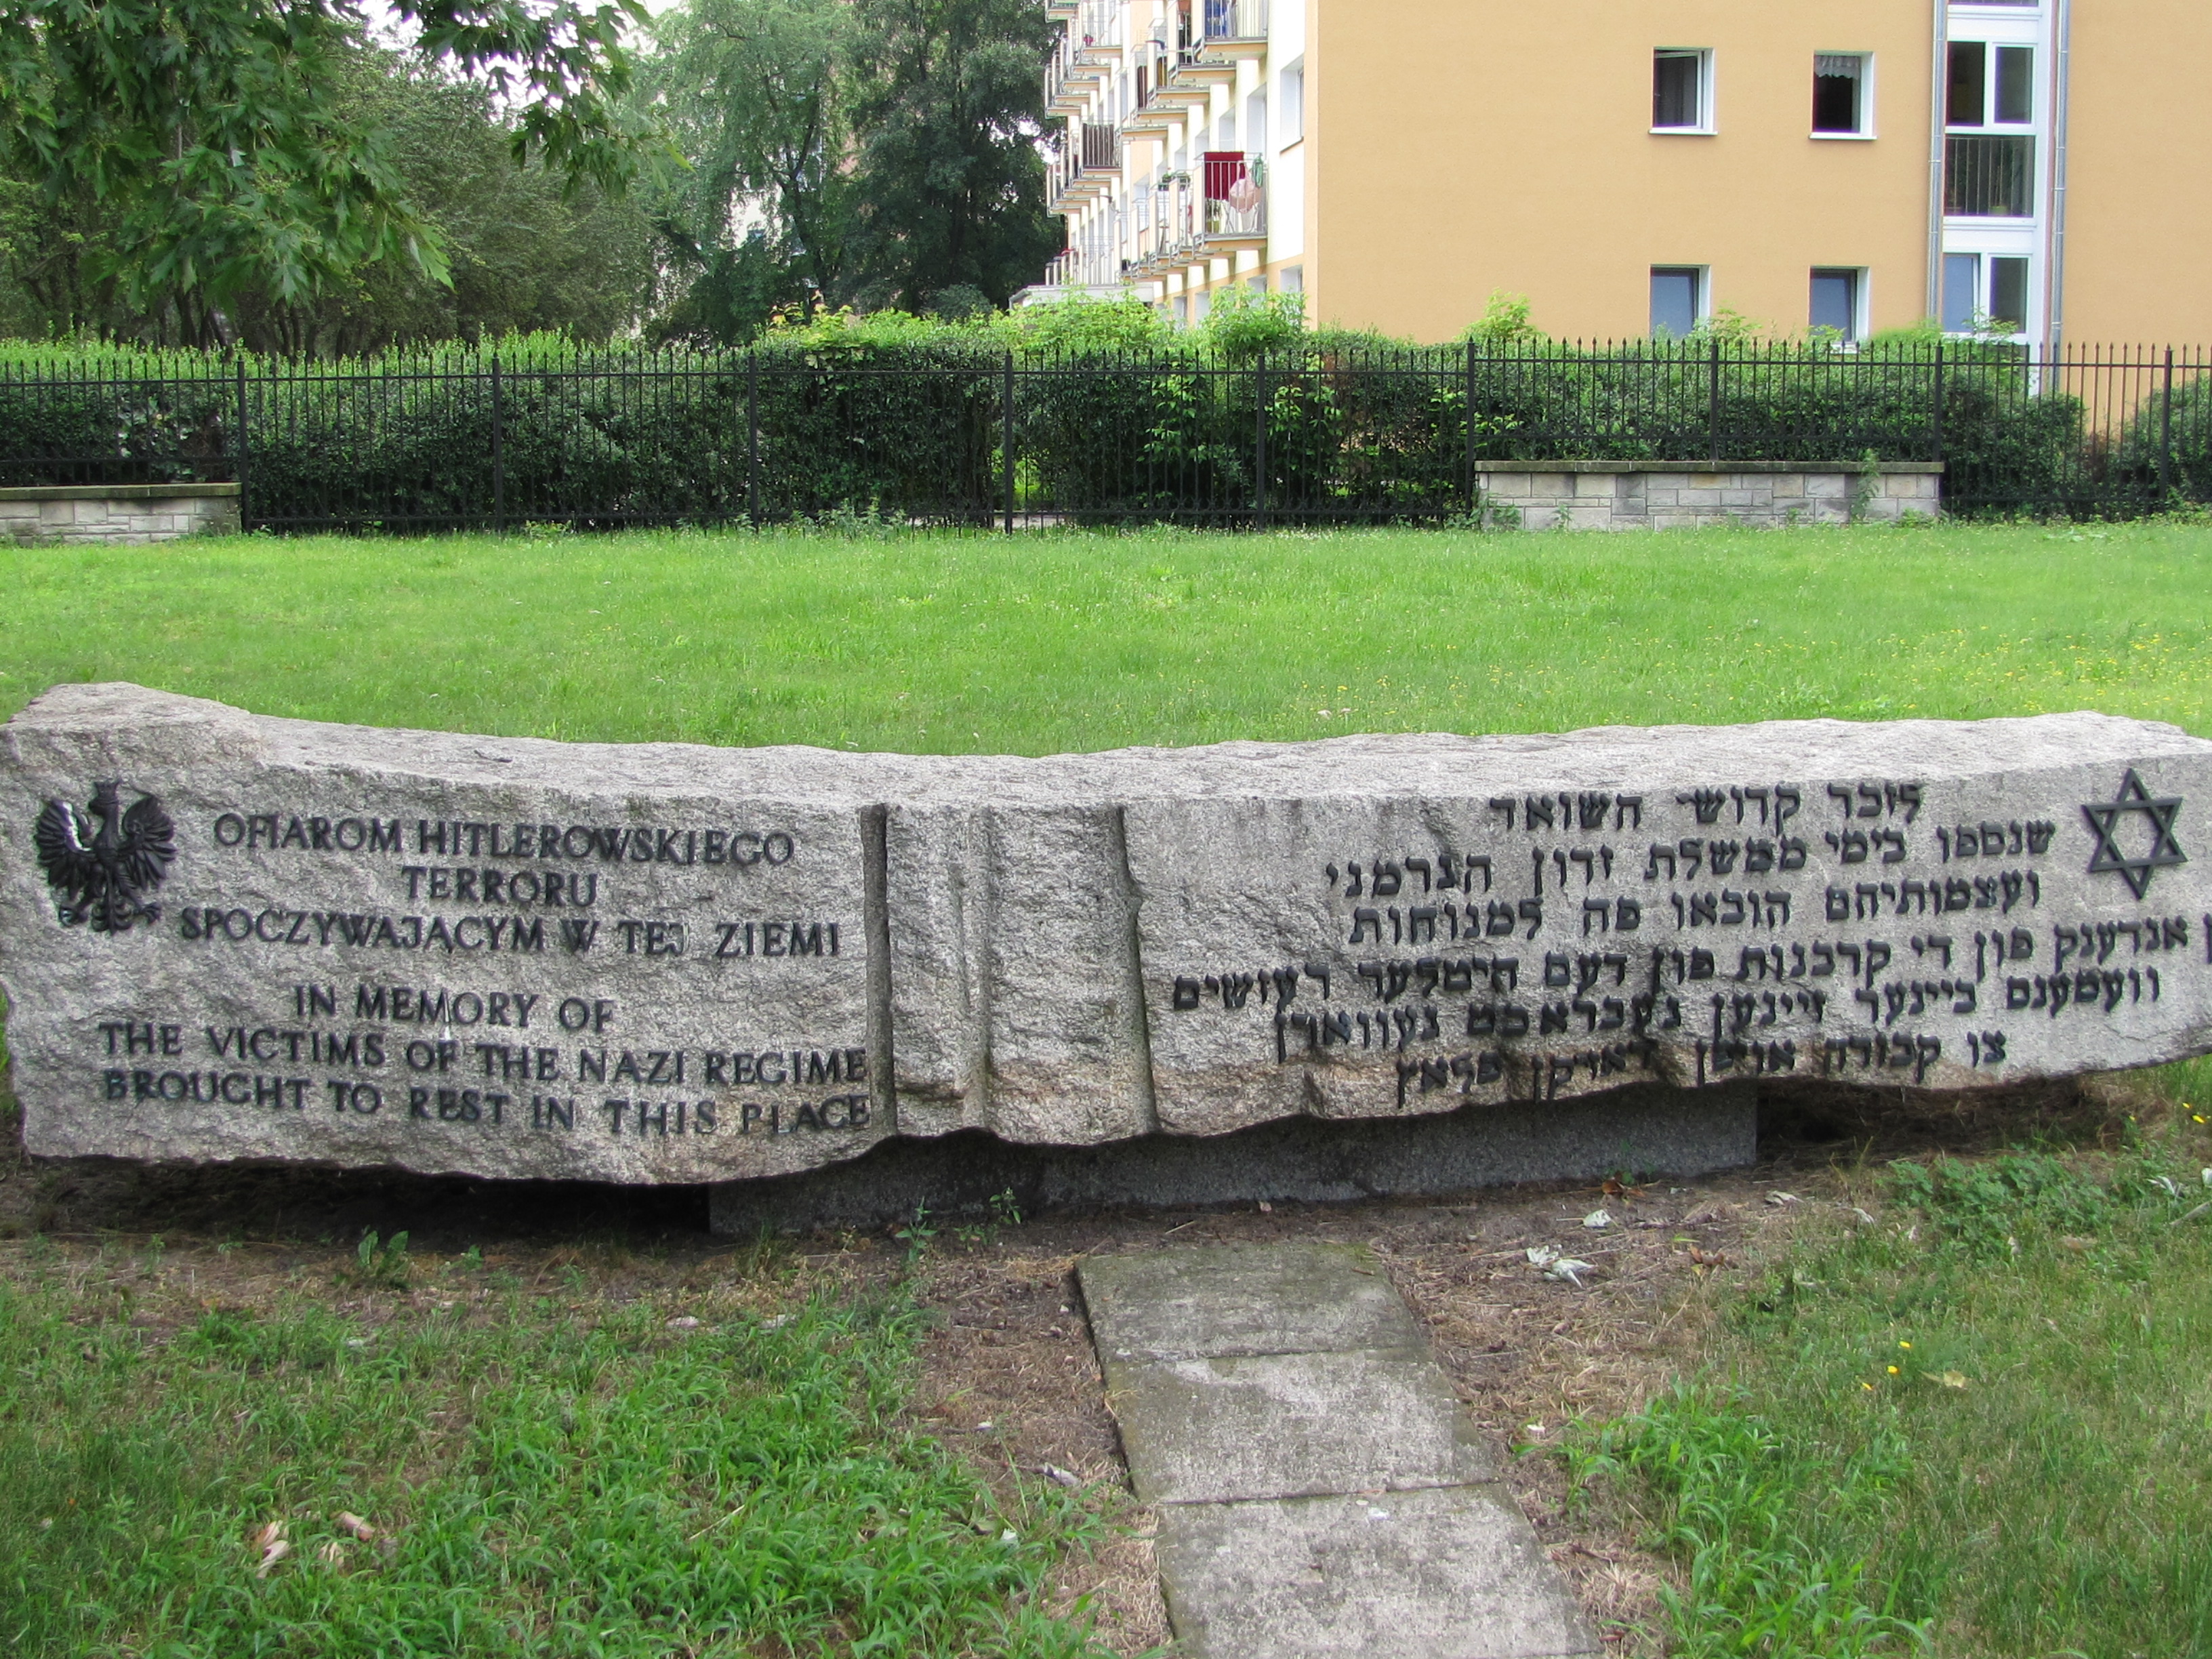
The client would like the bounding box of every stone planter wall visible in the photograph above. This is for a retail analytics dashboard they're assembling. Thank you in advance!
[0,483,241,546]
[1473,461,1942,531]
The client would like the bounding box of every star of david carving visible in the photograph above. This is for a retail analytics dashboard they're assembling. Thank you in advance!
[2080,769,2187,899]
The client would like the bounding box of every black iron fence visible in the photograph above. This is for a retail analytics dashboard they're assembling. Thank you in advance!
[1,340,2206,531]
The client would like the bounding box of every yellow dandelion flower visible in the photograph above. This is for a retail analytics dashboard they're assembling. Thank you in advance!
[1861,1382,1875,1392]
[1899,1340,1912,1350]
[1887,1366,1900,1375]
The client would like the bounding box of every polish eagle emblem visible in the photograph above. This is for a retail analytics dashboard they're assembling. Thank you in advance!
[33,781,176,934]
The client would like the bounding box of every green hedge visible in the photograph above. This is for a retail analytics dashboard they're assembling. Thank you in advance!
[0,325,2171,527]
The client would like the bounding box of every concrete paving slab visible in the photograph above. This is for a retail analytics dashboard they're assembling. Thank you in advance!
[1102,1348,1495,1505]
[1078,1242,1425,1361]
[1154,1486,1601,1659]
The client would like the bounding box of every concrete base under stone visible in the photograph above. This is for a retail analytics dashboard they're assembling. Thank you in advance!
[708,1080,1754,1234]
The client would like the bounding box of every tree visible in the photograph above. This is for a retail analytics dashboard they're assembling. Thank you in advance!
[846,0,1059,312]
[643,0,856,342]
[232,49,657,353]
[0,0,651,345]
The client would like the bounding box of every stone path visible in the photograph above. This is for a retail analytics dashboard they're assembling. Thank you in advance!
[1078,1242,1601,1659]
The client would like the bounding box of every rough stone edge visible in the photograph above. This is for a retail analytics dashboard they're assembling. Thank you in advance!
[707,1080,1756,1233]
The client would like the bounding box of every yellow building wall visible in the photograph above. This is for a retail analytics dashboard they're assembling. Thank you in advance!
[2057,1,2212,346]
[1305,0,1937,342]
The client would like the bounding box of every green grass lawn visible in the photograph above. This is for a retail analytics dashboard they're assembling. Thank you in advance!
[6,517,2212,1656]
[1,518,2206,747]
[0,1228,1113,1659]
[1571,1063,2212,1659]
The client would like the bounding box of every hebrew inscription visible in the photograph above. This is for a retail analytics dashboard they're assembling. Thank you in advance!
[3,686,2209,1184]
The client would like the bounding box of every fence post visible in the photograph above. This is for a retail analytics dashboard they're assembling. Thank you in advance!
[1002,350,1017,533]
[1706,340,1722,465]
[2160,346,2175,501]
[1254,351,1269,529]
[1931,342,1946,467]
[746,352,760,525]
[234,361,252,535]
[1464,337,1478,518]
[490,352,506,534]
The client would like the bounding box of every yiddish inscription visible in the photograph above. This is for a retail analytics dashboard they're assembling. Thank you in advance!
[3,687,2209,1185]
[1128,733,2209,1139]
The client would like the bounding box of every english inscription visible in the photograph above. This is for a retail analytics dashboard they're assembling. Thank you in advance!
[5,687,2209,1184]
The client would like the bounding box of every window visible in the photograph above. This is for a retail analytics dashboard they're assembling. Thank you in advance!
[1651,267,1705,337]
[1945,41,2036,217]
[1942,253,1979,332]
[1941,253,2032,334]
[1248,274,1267,295]
[1279,264,1304,293]
[1988,257,2029,330]
[1947,41,1986,127]
[1809,268,1862,340]
[1812,54,1868,136]
[1279,60,1304,142]
[1653,49,1711,131]
[1191,289,1212,323]
[1949,42,2034,128]
[1246,90,1268,154]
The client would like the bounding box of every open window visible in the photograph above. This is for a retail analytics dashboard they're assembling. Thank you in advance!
[1812,54,1869,136]
[1653,49,1713,132]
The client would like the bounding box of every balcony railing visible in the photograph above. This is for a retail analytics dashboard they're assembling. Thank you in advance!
[1945,134,2035,218]
[1195,0,1268,47]
[1202,154,1267,243]
[1040,248,1127,289]
[1073,0,1122,52]
[1048,123,1122,209]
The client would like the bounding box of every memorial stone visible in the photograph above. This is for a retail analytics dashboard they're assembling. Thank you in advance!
[2,684,2208,1191]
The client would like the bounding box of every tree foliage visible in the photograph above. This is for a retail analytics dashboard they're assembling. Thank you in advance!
[643,0,855,342]
[0,0,652,342]
[847,0,1059,312]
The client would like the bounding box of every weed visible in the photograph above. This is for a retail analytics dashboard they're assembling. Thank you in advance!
[897,1204,939,1265]
[337,1229,411,1290]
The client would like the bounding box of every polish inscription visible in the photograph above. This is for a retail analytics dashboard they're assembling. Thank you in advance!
[7,689,2212,1183]
[6,725,880,1181]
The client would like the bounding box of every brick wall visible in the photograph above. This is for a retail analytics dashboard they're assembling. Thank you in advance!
[1471,462,1942,532]
[0,485,241,546]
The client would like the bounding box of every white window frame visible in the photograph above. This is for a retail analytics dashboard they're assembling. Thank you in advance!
[1811,52,1875,140]
[1650,265,1711,337]
[1809,266,1870,342]
[1652,48,1716,135]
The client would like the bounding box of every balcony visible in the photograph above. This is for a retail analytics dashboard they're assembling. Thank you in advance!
[1073,0,1124,56]
[1120,60,1200,135]
[1148,49,1213,107]
[1945,134,2035,218]
[1044,42,1106,115]
[1193,0,1269,55]
[1047,123,1122,212]
[1200,153,1267,248]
